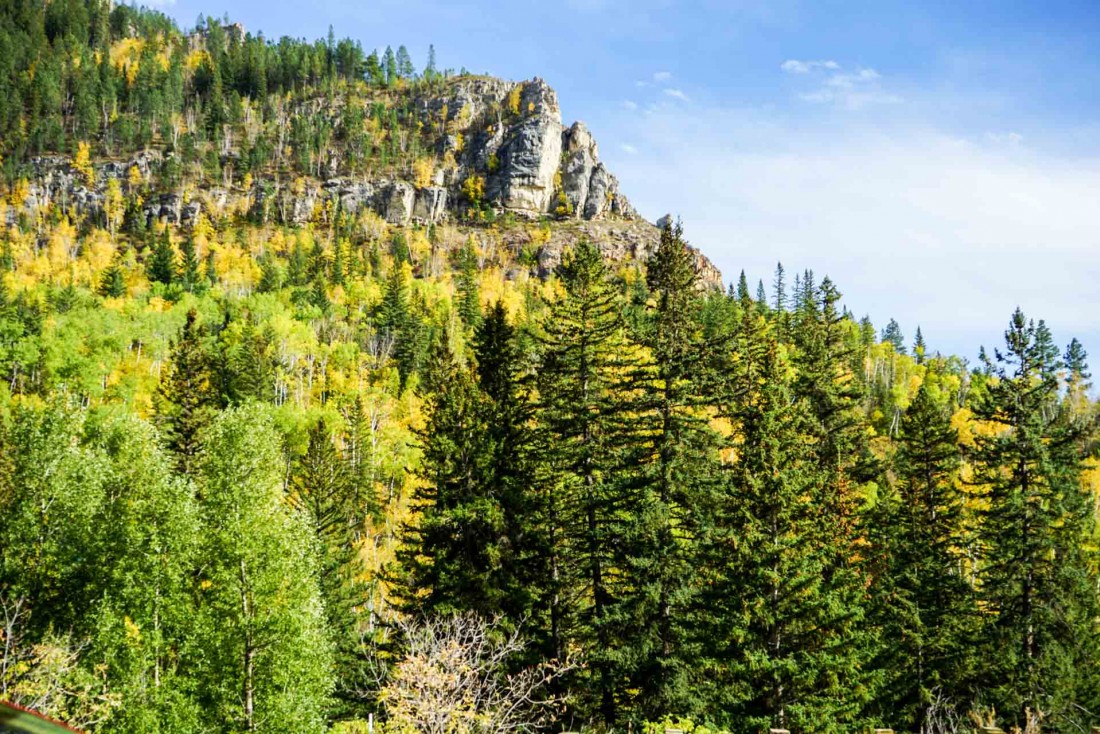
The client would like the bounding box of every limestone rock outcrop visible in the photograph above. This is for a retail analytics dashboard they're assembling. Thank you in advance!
[7,76,722,284]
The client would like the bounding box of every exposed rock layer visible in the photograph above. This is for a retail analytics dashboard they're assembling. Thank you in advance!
[9,76,722,286]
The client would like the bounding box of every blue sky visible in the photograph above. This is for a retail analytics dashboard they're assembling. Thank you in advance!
[151,0,1100,365]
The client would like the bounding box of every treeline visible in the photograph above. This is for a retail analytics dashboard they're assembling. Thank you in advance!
[397,228,1100,733]
[0,0,448,181]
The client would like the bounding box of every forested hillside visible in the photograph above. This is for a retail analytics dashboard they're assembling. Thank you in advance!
[1,2,1098,734]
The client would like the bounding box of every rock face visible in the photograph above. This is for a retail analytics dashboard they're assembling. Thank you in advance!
[8,76,721,283]
[486,79,562,214]
[560,122,635,220]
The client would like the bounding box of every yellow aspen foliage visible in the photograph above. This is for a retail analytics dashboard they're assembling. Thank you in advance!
[104,178,124,236]
[454,132,465,153]
[127,164,143,190]
[412,157,434,188]
[10,178,30,209]
[507,85,522,116]
[73,141,95,187]
[461,174,485,204]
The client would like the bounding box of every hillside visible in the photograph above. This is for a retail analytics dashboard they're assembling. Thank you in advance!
[1,3,1099,734]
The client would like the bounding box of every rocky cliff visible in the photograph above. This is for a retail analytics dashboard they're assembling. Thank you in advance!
[9,76,722,287]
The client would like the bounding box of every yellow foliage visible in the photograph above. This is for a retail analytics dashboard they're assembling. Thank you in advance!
[10,178,30,209]
[72,142,95,187]
[461,174,485,204]
[412,157,434,188]
[109,37,145,85]
[124,165,142,191]
[454,132,465,153]
[507,85,522,116]
[104,178,124,235]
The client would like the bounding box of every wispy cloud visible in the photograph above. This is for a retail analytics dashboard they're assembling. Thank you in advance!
[622,100,639,111]
[663,88,690,102]
[781,59,840,74]
[783,61,901,109]
[653,71,673,83]
[620,143,638,154]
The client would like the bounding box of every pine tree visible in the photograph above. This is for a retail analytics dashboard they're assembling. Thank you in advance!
[474,301,540,630]
[290,418,370,719]
[627,221,721,720]
[365,51,384,85]
[454,236,481,329]
[972,308,1099,731]
[882,318,906,353]
[736,270,750,302]
[913,325,927,363]
[179,234,201,292]
[382,46,397,86]
[866,381,977,731]
[535,240,645,726]
[147,229,176,286]
[97,256,126,297]
[699,310,867,732]
[154,309,220,474]
[772,261,787,313]
[397,341,504,616]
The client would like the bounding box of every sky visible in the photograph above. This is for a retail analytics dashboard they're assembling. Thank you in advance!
[149,0,1100,364]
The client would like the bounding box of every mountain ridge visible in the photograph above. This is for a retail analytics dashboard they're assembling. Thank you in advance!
[7,68,723,286]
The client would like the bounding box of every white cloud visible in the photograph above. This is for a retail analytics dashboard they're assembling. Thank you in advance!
[986,131,1025,146]
[790,64,902,110]
[663,88,690,102]
[606,104,1100,359]
[781,59,840,74]
[653,71,673,83]
[622,100,639,111]
[620,143,638,154]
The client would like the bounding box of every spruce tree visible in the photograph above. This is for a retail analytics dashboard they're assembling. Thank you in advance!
[97,256,127,297]
[179,234,201,292]
[147,229,176,286]
[154,309,220,474]
[866,381,977,730]
[396,340,504,616]
[971,308,1099,731]
[627,221,721,720]
[699,310,867,733]
[882,318,906,353]
[454,236,481,329]
[913,325,927,363]
[291,418,370,720]
[534,239,645,726]
[474,301,540,630]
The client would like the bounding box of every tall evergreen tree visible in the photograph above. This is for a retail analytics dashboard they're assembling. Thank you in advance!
[97,255,127,297]
[290,418,371,720]
[699,311,867,733]
[154,309,220,474]
[971,308,1099,731]
[454,236,481,329]
[866,381,977,731]
[626,222,721,720]
[535,240,646,726]
[396,341,504,616]
[179,233,202,292]
[147,229,176,286]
